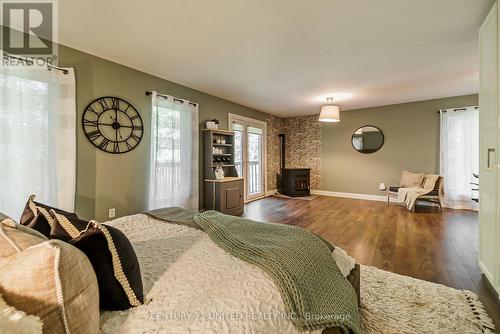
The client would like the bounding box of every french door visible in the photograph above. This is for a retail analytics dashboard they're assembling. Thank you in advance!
[228,114,266,201]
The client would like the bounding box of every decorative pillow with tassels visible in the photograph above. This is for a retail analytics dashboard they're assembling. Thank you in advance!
[19,195,87,241]
[0,218,100,334]
[66,220,144,310]
[48,210,89,241]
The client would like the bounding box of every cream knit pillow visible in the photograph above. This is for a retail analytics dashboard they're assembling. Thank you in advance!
[400,170,425,188]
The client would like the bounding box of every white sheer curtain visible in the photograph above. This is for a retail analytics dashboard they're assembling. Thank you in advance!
[439,107,479,210]
[148,91,198,210]
[0,66,76,220]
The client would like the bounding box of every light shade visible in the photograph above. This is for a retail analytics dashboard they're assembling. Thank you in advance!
[319,105,340,122]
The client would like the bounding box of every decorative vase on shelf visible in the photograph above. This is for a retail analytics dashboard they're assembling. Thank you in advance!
[215,165,225,180]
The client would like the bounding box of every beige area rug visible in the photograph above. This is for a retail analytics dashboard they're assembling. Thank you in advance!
[361,265,496,334]
[272,193,319,200]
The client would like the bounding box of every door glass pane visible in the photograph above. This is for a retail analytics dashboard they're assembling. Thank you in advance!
[232,123,243,177]
[248,126,263,135]
[248,130,262,196]
[233,123,244,132]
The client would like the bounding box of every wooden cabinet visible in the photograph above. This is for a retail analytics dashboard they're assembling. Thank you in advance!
[204,178,244,216]
[203,129,244,215]
[479,1,500,297]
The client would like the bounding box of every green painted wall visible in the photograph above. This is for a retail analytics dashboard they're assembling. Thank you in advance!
[57,45,268,221]
[320,94,479,195]
[2,26,480,217]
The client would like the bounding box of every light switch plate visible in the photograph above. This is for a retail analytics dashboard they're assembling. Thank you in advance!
[108,208,116,218]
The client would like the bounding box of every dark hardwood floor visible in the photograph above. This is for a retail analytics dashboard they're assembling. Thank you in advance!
[242,195,500,329]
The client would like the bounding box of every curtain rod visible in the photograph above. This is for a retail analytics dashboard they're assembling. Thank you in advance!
[145,91,197,107]
[437,106,478,113]
[2,52,69,74]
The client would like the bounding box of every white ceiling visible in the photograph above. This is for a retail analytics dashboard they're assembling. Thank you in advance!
[58,0,494,117]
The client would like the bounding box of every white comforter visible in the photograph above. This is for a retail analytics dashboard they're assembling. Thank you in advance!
[100,214,355,334]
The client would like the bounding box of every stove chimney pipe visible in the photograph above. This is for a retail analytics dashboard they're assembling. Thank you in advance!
[279,133,285,170]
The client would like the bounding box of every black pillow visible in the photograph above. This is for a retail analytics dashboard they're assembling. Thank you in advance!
[19,195,87,240]
[67,220,144,310]
[48,209,89,241]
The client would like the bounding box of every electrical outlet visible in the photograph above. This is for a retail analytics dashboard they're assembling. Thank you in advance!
[108,208,116,218]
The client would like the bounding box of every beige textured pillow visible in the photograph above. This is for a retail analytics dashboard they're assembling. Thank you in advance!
[0,293,42,334]
[0,219,46,258]
[400,170,425,188]
[0,219,100,334]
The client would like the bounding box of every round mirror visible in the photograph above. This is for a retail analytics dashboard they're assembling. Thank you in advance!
[351,126,384,154]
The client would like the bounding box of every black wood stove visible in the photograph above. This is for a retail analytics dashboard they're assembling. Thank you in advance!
[277,134,311,197]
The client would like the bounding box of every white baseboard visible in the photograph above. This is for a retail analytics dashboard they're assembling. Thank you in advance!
[267,189,396,203]
[310,190,398,202]
[479,261,500,299]
[265,189,277,197]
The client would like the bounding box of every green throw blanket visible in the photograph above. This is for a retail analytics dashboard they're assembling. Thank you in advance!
[147,208,361,333]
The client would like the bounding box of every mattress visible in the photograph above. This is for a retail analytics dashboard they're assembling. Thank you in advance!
[100,214,357,334]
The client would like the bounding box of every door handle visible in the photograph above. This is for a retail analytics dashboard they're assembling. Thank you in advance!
[487,148,496,169]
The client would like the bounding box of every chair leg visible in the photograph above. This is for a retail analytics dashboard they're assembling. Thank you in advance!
[387,195,390,206]
[438,200,443,213]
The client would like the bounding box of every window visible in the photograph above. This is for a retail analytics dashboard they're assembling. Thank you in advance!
[247,126,264,196]
[148,91,198,210]
[439,107,479,210]
[233,123,244,177]
[0,66,76,219]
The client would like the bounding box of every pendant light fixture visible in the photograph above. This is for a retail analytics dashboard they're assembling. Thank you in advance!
[319,97,340,122]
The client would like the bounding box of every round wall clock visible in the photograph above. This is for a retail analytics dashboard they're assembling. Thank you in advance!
[82,96,143,154]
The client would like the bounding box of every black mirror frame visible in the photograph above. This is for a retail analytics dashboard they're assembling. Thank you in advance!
[351,125,384,154]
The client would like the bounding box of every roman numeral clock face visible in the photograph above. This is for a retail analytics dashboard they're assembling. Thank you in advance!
[82,97,143,154]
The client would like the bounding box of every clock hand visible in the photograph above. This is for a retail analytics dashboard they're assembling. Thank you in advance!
[109,114,116,122]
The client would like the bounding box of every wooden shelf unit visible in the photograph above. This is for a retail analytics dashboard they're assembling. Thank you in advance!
[203,129,243,215]
[203,129,237,169]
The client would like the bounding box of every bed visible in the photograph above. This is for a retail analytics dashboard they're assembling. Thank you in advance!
[100,213,360,334]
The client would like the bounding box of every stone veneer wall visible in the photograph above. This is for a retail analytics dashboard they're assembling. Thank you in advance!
[266,114,321,191]
[282,115,321,190]
[266,115,284,191]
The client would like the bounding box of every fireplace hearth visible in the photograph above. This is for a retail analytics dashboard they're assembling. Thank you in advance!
[277,134,311,197]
